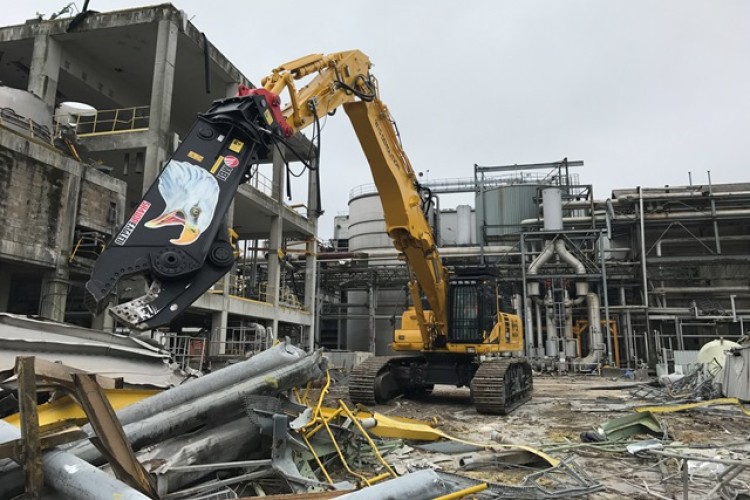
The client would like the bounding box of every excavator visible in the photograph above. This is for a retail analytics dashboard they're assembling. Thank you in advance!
[85,50,532,414]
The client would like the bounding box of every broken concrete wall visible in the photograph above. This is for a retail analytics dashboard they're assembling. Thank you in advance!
[0,129,126,268]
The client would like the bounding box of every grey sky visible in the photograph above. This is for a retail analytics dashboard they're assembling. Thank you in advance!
[4,1,749,239]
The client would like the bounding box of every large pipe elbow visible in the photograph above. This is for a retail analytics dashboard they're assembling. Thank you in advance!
[527,240,556,276]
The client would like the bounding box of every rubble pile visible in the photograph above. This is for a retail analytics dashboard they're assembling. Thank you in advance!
[2,345,750,499]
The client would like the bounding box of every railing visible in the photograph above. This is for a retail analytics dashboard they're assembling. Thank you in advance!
[0,108,53,143]
[348,172,582,200]
[69,231,108,263]
[157,333,206,372]
[244,169,273,197]
[58,106,150,136]
[227,275,305,310]
[158,326,273,369]
[210,325,274,357]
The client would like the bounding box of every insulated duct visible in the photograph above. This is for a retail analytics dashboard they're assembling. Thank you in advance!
[576,293,605,369]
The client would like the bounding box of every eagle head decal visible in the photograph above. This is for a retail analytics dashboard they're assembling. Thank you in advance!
[145,160,220,245]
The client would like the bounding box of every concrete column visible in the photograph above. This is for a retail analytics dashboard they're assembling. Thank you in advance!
[39,162,81,323]
[267,147,286,339]
[0,264,11,311]
[39,269,69,322]
[210,310,228,356]
[143,19,179,192]
[28,34,62,108]
[304,157,320,352]
[90,298,116,331]
[209,203,235,356]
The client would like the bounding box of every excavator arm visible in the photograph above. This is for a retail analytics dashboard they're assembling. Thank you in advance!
[86,50,447,342]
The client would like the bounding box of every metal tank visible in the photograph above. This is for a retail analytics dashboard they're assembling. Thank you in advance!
[478,184,540,241]
[440,205,476,245]
[346,189,408,355]
[0,87,53,141]
[348,188,392,253]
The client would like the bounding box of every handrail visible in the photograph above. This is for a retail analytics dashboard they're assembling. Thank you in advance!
[54,105,150,137]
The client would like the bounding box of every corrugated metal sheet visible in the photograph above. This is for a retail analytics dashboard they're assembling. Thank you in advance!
[0,313,185,388]
[673,350,700,373]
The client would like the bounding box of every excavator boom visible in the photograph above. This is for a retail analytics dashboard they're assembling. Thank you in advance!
[85,49,532,414]
[86,50,447,342]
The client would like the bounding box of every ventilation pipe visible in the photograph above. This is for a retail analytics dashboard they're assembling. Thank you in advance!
[542,188,563,231]
[526,187,596,364]
[544,289,558,356]
[564,290,576,357]
[535,299,544,357]
[576,293,605,369]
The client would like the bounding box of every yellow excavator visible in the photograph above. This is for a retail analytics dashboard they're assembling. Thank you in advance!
[85,50,532,414]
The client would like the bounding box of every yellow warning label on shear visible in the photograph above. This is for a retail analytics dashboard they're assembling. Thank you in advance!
[187,151,204,162]
[210,155,224,174]
[229,139,244,153]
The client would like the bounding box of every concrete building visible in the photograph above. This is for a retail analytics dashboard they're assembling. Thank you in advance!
[0,4,319,355]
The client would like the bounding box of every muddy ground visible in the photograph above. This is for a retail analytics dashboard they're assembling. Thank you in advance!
[326,375,750,499]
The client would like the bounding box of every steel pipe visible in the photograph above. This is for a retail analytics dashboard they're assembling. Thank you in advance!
[0,420,150,500]
[1,348,326,495]
[100,340,308,431]
[337,468,453,500]
[653,286,750,294]
[65,349,326,464]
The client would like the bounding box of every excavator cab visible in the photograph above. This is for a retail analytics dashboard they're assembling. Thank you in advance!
[447,276,498,344]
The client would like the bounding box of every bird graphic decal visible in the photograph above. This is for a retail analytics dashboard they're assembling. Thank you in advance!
[145,160,220,245]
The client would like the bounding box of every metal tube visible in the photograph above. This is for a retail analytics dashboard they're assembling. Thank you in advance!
[0,347,320,500]
[600,245,613,365]
[653,286,750,294]
[520,233,533,356]
[535,299,543,355]
[94,341,306,431]
[586,293,603,356]
[66,350,325,464]
[554,239,585,275]
[520,207,750,226]
[527,240,555,276]
[337,468,452,500]
[638,186,651,365]
[433,483,488,500]
[525,298,535,355]
[0,421,150,500]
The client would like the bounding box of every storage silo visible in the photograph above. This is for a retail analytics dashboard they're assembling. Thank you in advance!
[0,88,53,141]
[478,184,541,242]
[346,188,406,355]
[347,187,392,253]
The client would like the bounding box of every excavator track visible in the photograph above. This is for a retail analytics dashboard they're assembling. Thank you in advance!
[349,355,405,405]
[470,358,533,415]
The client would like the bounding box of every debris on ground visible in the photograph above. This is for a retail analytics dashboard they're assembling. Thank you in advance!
[2,349,750,499]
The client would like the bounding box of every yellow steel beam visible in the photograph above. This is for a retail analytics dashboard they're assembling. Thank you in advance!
[4,389,159,428]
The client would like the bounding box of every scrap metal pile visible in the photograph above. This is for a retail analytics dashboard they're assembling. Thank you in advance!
[0,339,605,500]
[3,339,750,499]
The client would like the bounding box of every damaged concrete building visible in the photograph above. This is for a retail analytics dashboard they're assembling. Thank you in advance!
[0,4,319,357]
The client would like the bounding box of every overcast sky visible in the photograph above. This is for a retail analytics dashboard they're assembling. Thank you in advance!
[3,1,749,239]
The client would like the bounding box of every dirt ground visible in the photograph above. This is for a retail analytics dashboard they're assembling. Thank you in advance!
[326,374,750,499]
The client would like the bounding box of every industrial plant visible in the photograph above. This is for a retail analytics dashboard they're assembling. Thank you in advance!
[0,3,748,500]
